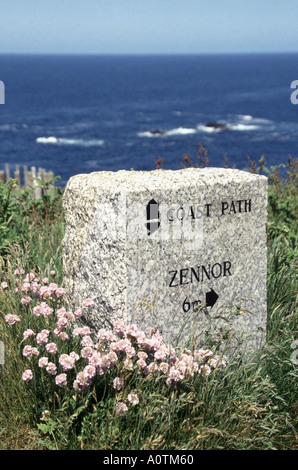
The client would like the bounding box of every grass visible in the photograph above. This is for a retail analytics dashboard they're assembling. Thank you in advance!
[0,156,297,450]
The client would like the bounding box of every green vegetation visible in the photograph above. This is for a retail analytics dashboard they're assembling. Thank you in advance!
[0,156,297,450]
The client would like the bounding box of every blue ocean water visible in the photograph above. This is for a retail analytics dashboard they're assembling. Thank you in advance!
[0,53,298,186]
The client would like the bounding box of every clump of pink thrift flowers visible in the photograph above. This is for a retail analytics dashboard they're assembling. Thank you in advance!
[2,269,227,416]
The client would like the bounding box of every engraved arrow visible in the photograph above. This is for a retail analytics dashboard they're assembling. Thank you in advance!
[205,288,218,308]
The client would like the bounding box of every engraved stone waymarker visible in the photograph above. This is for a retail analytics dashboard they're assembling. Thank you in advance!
[62,168,268,353]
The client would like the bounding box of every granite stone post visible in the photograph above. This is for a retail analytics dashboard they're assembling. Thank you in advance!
[62,168,268,354]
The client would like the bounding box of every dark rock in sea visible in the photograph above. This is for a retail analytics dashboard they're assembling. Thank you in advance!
[205,122,230,131]
[149,129,166,135]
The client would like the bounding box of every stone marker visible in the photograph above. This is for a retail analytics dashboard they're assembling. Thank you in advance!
[62,168,268,354]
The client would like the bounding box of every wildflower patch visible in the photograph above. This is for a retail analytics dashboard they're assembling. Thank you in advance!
[1,270,227,416]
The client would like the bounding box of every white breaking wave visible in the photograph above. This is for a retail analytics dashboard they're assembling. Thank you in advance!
[36,136,104,147]
[238,114,253,121]
[236,114,274,125]
[137,131,162,138]
[197,123,259,133]
[197,125,223,133]
[166,127,197,136]
[138,127,197,137]
[229,124,259,131]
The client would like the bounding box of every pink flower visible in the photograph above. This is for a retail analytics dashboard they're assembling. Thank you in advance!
[33,305,42,317]
[22,369,33,382]
[154,345,169,361]
[88,352,103,369]
[136,358,147,369]
[83,365,96,380]
[46,362,57,375]
[20,296,31,306]
[23,329,35,339]
[97,329,116,342]
[56,307,67,318]
[126,324,140,339]
[40,302,53,317]
[21,282,31,293]
[123,358,133,369]
[38,357,49,368]
[209,355,227,369]
[74,308,82,318]
[166,367,184,386]
[110,339,131,354]
[127,393,139,406]
[107,351,118,366]
[31,347,40,356]
[113,377,124,391]
[70,351,80,362]
[30,282,39,293]
[48,282,58,291]
[115,402,128,416]
[5,313,21,325]
[72,327,82,337]
[199,364,212,377]
[55,287,66,297]
[14,268,25,276]
[82,298,95,308]
[42,277,49,284]
[137,351,148,360]
[57,317,69,330]
[22,345,33,357]
[73,372,90,392]
[36,332,49,346]
[81,346,95,359]
[81,335,94,348]
[65,311,75,321]
[1,281,8,290]
[59,353,76,371]
[46,343,58,355]
[126,345,136,358]
[159,362,169,374]
[113,320,125,338]
[57,331,69,341]
[41,329,50,336]
[38,286,52,298]
[147,362,159,374]
[50,270,56,277]
[194,349,213,362]
[81,326,91,336]
[55,373,67,387]
[73,326,90,337]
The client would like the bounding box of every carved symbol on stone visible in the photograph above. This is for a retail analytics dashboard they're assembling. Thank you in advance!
[145,199,160,236]
[205,288,219,308]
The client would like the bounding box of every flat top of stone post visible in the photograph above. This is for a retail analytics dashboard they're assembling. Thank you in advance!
[65,168,267,192]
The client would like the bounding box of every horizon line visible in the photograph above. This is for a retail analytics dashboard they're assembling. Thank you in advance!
[0,51,298,57]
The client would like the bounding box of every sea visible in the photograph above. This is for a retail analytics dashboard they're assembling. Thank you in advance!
[0,53,298,187]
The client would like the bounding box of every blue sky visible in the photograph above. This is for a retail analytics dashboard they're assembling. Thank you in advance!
[0,0,298,54]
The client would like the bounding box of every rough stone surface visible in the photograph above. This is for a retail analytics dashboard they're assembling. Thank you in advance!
[62,168,268,354]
